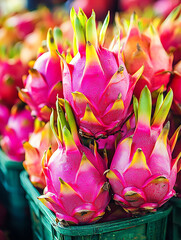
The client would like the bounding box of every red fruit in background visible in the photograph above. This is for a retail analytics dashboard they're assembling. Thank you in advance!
[71,0,114,20]
[119,13,173,98]
[5,11,38,40]
[0,59,28,107]
[19,28,63,121]
[1,103,34,161]
[158,5,181,64]
[119,0,153,11]
[168,61,181,115]
[0,103,10,135]
[154,0,180,18]
[173,137,181,195]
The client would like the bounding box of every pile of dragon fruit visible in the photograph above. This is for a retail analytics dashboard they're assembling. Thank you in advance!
[0,2,181,225]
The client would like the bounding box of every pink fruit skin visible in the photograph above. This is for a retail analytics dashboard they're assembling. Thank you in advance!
[72,0,114,20]
[0,104,10,135]
[1,107,34,161]
[39,100,110,224]
[154,0,180,18]
[106,87,179,213]
[19,29,63,121]
[5,12,37,40]
[120,0,153,11]
[174,137,181,195]
[0,59,28,107]
[63,45,139,138]
[122,24,173,98]
[168,61,181,115]
[23,122,58,189]
[159,7,181,64]
[62,10,143,138]
[108,125,177,213]
[42,144,110,224]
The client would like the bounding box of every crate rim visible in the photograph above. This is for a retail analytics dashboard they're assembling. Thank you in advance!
[20,170,172,236]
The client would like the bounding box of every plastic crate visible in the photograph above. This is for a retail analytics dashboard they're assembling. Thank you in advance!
[0,149,32,240]
[167,197,181,240]
[20,170,172,240]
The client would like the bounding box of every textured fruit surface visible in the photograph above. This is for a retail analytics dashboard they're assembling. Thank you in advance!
[19,28,63,121]
[1,103,34,161]
[107,86,180,213]
[62,9,143,138]
[38,99,110,224]
[23,121,58,188]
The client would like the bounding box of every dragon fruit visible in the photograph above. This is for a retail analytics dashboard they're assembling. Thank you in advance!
[62,9,143,139]
[154,0,180,18]
[173,137,181,195]
[19,28,63,121]
[119,0,153,11]
[38,99,110,224]
[158,5,181,65]
[118,13,173,98]
[106,86,180,213]
[0,58,28,107]
[168,61,181,115]
[23,120,58,188]
[4,11,38,40]
[0,103,10,135]
[71,0,114,20]
[1,102,34,161]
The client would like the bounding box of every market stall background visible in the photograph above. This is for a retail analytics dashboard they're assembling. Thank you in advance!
[0,0,180,240]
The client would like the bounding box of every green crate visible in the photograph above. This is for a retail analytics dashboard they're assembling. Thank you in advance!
[0,149,24,192]
[0,149,32,240]
[167,197,181,240]
[20,170,172,240]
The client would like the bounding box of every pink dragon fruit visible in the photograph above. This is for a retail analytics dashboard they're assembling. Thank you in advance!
[1,102,34,161]
[0,103,10,135]
[168,61,181,115]
[5,11,38,40]
[158,5,181,65]
[38,99,110,225]
[19,28,63,121]
[118,13,173,98]
[62,9,143,139]
[119,0,153,11]
[173,137,181,195]
[0,58,28,107]
[23,120,58,189]
[106,86,180,213]
[154,0,180,18]
[71,0,114,20]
